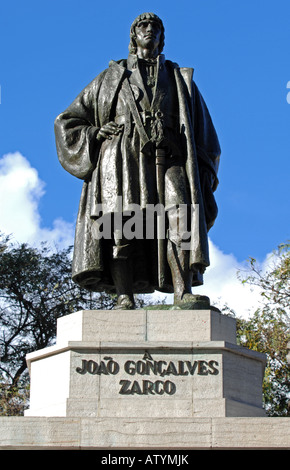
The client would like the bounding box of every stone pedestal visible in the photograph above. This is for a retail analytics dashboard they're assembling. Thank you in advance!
[25,309,266,418]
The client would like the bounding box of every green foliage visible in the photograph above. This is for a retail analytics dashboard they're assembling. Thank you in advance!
[236,242,290,416]
[0,375,30,416]
[238,242,290,316]
[0,234,115,415]
[237,311,289,416]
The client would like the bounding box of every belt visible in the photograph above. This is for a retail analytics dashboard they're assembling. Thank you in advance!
[114,114,181,159]
[115,112,178,129]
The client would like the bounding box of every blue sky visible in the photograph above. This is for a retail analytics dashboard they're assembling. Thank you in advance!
[0,0,289,314]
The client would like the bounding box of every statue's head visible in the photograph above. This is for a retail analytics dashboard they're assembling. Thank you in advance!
[129,12,165,55]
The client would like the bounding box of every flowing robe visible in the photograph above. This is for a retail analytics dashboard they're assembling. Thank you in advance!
[54,54,221,294]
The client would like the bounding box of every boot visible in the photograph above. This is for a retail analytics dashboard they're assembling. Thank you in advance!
[114,294,135,310]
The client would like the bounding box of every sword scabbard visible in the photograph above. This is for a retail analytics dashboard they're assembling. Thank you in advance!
[155,147,167,288]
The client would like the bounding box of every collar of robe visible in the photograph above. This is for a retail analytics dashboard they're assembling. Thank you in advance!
[127,53,165,71]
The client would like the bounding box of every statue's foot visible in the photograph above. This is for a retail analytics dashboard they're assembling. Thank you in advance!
[174,293,211,310]
[114,294,135,310]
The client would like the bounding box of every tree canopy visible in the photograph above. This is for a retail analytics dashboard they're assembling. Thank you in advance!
[236,242,290,416]
[0,235,116,414]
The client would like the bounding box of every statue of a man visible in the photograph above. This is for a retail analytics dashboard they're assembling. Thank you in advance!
[54,13,221,310]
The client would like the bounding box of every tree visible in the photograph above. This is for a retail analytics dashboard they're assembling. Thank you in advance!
[236,242,290,416]
[0,235,116,415]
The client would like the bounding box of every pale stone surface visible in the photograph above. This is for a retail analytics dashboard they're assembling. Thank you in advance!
[26,350,71,417]
[0,417,290,449]
[56,310,147,344]
[25,344,266,418]
[146,309,236,343]
[56,308,236,344]
[212,417,290,449]
[5,310,290,449]
[24,310,266,419]
[0,417,81,449]
[11,308,287,451]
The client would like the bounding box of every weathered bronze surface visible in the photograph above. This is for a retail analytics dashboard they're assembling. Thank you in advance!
[54,13,221,309]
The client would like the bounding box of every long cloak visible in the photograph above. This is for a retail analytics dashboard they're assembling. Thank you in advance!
[54,55,221,294]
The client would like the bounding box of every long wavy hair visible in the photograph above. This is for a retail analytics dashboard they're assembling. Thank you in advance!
[128,12,165,55]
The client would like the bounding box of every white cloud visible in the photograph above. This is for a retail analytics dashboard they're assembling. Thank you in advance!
[0,152,266,318]
[153,240,264,318]
[197,239,262,317]
[0,152,74,249]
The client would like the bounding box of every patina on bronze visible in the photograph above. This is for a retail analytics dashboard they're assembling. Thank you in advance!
[54,13,221,310]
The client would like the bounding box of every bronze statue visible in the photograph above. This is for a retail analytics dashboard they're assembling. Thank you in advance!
[55,13,221,310]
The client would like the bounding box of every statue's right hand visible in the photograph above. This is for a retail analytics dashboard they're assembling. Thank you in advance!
[96,122,123,141]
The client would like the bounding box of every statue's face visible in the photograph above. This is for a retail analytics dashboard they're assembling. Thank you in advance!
[134,19,161,56]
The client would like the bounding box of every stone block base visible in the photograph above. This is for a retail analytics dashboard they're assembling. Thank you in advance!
[24,309,266,418]
[0,416,290,449]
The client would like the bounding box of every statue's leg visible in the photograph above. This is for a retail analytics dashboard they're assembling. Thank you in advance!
[166,207,210,309]
[109,241,135,310]
[167,239,192,302]
[167,241,210,308]
[164,164,210,309]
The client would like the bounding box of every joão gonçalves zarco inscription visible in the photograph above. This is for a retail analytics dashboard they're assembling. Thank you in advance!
[55,12,221,310]
[76,353,219,396]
